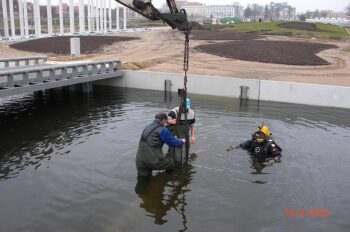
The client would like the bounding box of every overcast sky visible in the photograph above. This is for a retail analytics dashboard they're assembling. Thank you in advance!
[37,0,349,13]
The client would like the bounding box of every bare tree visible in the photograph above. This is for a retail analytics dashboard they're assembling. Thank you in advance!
[346,4,350,16]
[251,4,264,21]
[244,6,253,20]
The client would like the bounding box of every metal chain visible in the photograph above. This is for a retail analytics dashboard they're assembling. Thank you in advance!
[183,29,191,92]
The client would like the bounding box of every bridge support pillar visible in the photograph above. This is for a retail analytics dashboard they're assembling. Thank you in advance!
[82,82,93,93]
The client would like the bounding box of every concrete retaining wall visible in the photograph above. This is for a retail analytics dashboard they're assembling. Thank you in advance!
[260,80,350,108]
[96,70,350,109]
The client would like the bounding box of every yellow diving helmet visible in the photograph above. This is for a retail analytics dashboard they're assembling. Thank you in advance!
[254,125,271,142]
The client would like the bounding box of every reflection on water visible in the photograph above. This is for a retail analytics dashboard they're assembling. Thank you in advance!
[0,86,350,232]
[135,161,195,231]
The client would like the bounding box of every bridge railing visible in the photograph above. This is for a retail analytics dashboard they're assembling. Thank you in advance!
[0,56,48,68]
[0,60,122,89]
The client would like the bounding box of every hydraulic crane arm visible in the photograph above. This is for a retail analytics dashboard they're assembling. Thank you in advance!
[114,0,190,31]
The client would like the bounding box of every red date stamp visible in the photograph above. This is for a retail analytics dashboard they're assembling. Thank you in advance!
[285,208,330,218]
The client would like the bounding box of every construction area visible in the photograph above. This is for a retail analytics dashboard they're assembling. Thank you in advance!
[1,23,350,87]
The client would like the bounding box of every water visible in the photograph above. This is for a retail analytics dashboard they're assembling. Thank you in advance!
[0,86,349,232]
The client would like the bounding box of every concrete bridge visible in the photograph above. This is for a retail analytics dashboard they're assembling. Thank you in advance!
[0,58,123,98]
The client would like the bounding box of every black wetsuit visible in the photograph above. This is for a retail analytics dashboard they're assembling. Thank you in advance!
[240,139,282,162]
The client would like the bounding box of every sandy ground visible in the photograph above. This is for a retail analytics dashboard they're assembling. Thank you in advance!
[1,27,350,87]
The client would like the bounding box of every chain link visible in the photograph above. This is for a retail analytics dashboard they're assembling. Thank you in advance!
[183,29,191,92]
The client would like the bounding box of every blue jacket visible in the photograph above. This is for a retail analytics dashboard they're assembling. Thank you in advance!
[160,127,183,147]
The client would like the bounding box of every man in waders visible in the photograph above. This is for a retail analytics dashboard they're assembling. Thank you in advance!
[227,125,282,166]
[136,113,185,177]
[167,98,196,144]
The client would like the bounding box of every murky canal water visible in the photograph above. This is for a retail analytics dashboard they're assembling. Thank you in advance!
[0,86,349,232]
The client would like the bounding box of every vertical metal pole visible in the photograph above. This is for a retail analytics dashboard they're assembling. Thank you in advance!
[108,0,112,31]
[79,0,85,33]
[116,3,119,30]
[18,0,25,37]
[59,0,64,34]
[23,0,29,37]
[47,0,53,36]
[184,93,189,163]
[69,0,75,34]
[1,0,9,38]
[9,0,15,37]
[123,7,126,29]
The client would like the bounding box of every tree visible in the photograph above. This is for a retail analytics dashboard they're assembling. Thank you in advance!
[320,10,328,18]
[251,4,264,21]
[305,10,313,19]
[346,4,350,16]
[244,6,253,20]
[313,9,320,18]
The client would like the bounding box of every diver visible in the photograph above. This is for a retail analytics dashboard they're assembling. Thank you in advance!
[227,125,282,166]
[136,113,185,177]
[167,97,196,144]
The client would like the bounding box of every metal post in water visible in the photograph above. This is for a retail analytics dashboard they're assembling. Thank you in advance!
[240,86,249,100]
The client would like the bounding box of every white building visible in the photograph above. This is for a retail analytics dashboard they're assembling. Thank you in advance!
[162,1,243,20]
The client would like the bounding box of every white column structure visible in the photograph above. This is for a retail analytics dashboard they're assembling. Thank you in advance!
[1,0,9,38]
[90,0,94,32]
[33,0,41,38]
[9,0,15,37]
[108,0,112,31]
[23,0,29,37]
[116,3,119,30]
[47,0,53,36]
[103,0,107,32]
[99,0,103,31]
[69,0,75,34]
[123,7,127,29]
[59,0,64,34]
[87,0,91,32]
[95,0,99,32]
[18,0,25,37]
[79,0,85,33]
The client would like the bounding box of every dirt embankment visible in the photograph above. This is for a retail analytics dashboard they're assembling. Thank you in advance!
[196,40,337,65]
[9,36,139,54]
[1,28,350,87]
[278,22,323,31]
[191,30,263,40]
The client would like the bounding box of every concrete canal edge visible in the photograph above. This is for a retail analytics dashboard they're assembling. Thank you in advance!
[96,70,350,109]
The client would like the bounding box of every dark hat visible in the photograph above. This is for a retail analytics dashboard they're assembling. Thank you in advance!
[155,113,168,121]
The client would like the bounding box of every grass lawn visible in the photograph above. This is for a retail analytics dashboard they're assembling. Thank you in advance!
[228,21,349,40]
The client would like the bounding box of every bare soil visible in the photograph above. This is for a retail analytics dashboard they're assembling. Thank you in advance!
[9,36,139,54]
[196,40,337,65]
[191,30,263,40]
[1,28,350,87]
[278,22,322,32]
